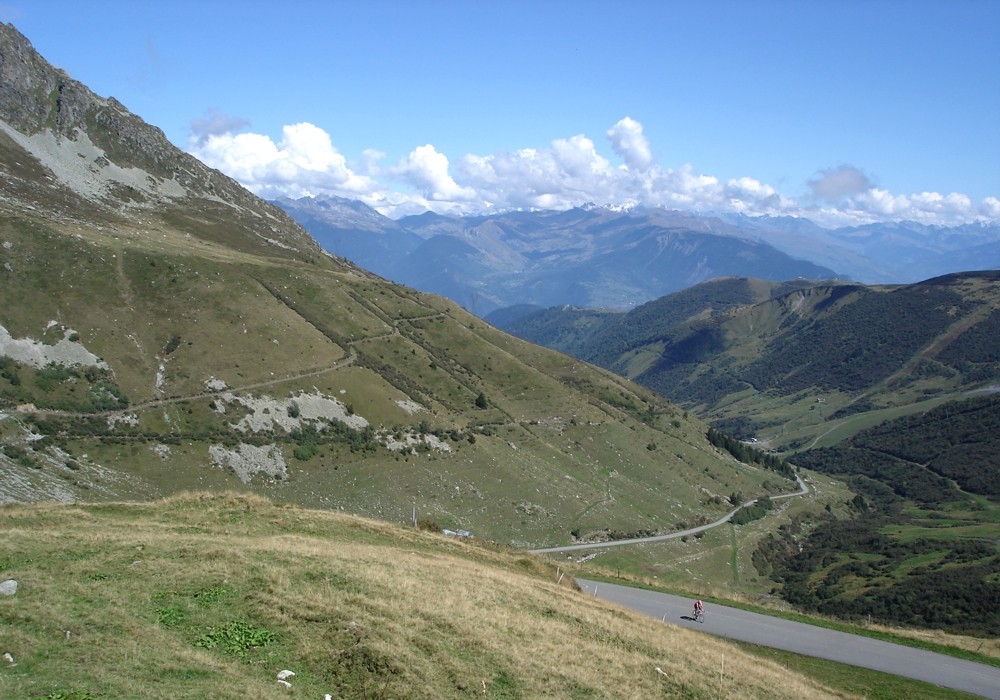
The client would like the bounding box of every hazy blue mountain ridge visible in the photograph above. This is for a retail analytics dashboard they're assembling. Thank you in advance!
[273,194,423,273]
[277,195,1000,317]
[277,196,844,314]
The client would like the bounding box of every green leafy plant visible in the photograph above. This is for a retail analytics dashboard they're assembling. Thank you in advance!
[42,690,102,700]
[194,620,276,660]
[155,605,187,628]
[194,585,231,607]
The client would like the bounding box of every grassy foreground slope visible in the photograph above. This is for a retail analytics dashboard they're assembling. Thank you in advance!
[0,492,848,700]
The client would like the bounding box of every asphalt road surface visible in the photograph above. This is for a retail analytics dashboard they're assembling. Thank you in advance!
[578,579,1000,699]
[530,475,810,555]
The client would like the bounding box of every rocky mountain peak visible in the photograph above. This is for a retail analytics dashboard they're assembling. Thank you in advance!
[0,22,79,134]
[0,22,322,258]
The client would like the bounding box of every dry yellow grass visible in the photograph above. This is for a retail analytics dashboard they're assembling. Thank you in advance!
[0,492,859,699]
[868,624,1000,662]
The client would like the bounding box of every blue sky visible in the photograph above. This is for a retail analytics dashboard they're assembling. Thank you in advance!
[3,0,998,225]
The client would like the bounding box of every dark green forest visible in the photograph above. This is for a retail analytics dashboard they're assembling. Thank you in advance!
[754,511,1000,635]
[794,394,1000,500]
[760,394,1000,636]
[740,283,970,393]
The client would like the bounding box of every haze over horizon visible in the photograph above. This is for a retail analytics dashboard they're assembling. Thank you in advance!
[3,0,998,227]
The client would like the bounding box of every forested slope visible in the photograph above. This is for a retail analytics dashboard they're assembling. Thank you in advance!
[760,394,1000,635]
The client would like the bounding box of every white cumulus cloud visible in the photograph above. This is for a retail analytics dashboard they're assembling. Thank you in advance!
[607,116,653,171]
[981,197,1000,219]
[185,117,996,226]
[188,121,379,200]
[390,145,476,202]
[455,134,617,212]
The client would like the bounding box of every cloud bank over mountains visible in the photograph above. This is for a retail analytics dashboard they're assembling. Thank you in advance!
[188,116,1000,227]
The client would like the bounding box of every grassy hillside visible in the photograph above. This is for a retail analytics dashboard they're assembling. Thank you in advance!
[0,18,807,547]
[0,204,800,548]
[496,273,1000,452]
[0,492,854,700]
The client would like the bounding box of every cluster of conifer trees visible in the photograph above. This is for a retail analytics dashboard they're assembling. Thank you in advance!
[706,427,795,479]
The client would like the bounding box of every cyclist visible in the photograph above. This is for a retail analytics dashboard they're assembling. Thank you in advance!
[693,599,704,621]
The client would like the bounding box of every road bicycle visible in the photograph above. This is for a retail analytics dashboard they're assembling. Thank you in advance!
[693,608,705,623]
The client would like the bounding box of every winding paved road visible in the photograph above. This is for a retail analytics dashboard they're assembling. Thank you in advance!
[529,475,810,555]
[578,579,1000,699]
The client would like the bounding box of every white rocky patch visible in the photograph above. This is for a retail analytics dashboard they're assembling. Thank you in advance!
[206,389,453,457]
[209,442,287,484]
[421,434,452,452]
[218,390,368,433]
[152,444,171,460]
[395,399,426,415]
[262,237,295,251]
[204,376,228,392]
[0,121,186,206]
[107,413,138,429]
[0,323,107,369]
[379,430,452,453]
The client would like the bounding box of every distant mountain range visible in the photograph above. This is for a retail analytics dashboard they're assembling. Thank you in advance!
[275,194,1000,316]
